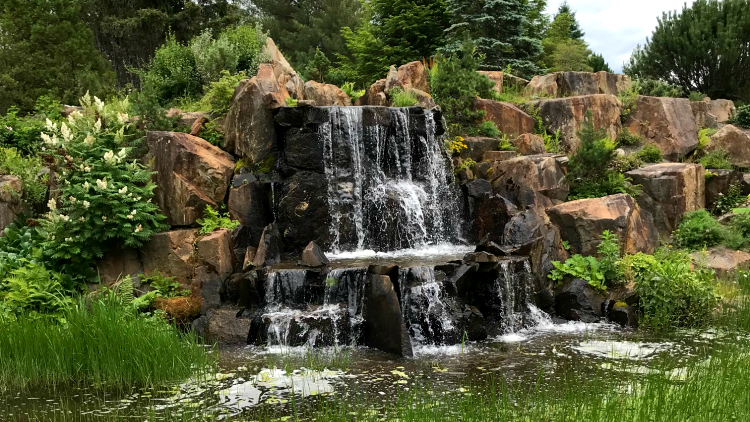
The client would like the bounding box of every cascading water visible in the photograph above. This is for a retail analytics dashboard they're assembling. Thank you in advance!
[319,107,460,253]
[400,267,458,345]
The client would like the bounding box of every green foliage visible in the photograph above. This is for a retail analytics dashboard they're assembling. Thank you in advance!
[303,48,333,83]
[1,262,72,321]
[698,128,718,149]
[549,39,592,72]
[541,6,591,72]
[618,81,640,122]
[190,24,268,86]
[389,87,419,107]
[624,0,750,102]
[341,82,365,104]
[196,205,240,235]
[730,104,750,129]
[633,249,719,329]
[478,121,501,138]
[443,0,543,78]
[0,98,61,155]
[0,0,115,113]
[711,182,746,216]
[609,154,644,173]
[616,129,642,147]
[689,91,708,101]
[543,129,563,153]
[455,158,477,174]
[635,78,684,98]
[37,94,167,273]
[200,70,246,115]
[0,148,49,209]
[587,53,612,73]
[445,136,468,156]
[673,210,730,250]
[567,111,638,199]
[498,134,516,151]
[138,35,202,105]
[635,144,663,163]
[548,231,622,291]
[700,149,734,170]
[429,42,496,136]
[285,97,299,107]
[0,222,44,282]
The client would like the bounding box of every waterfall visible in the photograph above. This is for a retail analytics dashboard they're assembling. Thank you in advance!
[319,107,460,253]
[495,258,542,333]
[400,267,458,345]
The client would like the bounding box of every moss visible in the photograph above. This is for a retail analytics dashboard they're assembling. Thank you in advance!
[234,158,252,173]
[254,154,276,174]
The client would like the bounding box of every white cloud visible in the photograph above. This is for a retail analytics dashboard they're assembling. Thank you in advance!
[545,0,695,73]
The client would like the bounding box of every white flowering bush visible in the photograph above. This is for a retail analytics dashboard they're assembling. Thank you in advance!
[38,93,166,263]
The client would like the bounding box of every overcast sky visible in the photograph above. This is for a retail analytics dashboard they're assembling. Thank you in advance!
[544,0,695,73]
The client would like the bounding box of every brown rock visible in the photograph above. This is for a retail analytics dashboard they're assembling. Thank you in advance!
[406,88,436,109]
[303,80,351,106]
[513,133,546,155]
[479,71,504,95]
[141,229,198,288]
[195,228,234,282]
[708,125,750,168]
[535,94,622,153]
[625,96,699,161]
[0,175,23,233]
[147,131,234,226]
[709,99,736,123]
[691,247,750,279]
[525,73,558,97]
[262,38,304,99]
[690,99,719,129]
[189,115,209,136]
[300,241,329,267]
[242,247,257,270]
[96,248,143,286]
[481,151,518,162]
[626,163,705,237]
[253,223,282,267]
[385,66,399,92]
[396,61,430,92]
[482,154,569,208]
[166,109,208,129]
[362,275,413,357]
[526,72,630,97]
[224,63,288,161]
[473,99,534,137]
[461,137,500,162]
[547,193,658,256]
[360,79,388,106]
[199,308,251,345]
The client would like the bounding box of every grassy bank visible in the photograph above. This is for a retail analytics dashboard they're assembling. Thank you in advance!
[0,295,214,391]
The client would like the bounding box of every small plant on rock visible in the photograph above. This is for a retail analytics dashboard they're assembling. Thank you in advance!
[196,205,240,235]
[700,149,733,170]
[389,87,418,107]
[341,82,365,104]
[616,128,642,147]
[635,144,663,163]
[498,134,516,151]
[712,182,746,216]
[445,136,468,156]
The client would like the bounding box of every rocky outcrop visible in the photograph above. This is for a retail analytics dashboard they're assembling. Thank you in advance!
[708,125,750,168]
[691,247,750,278]
[526,72,630,97]
[691,100,719,129]
[363,274,413,357]
[166,109,209,129]
[535,94,621,152]
[624,96,699,160]
[474,99,535,138]
[709,99,736,123]
[0,175,23,233]
[461,137,501,162]
[395,61,430,92]
[547,194,658,256]
[359,79,388,106]
[253,223,282,267]
[626,163,705,237]
[194,308,251,345]
[501,206,568,279]
[303,80,351,106]
[227,174,273,250]
[262,38,304,99]
[478,71,529,95]
[96,248,143,286]
[478,154,569,208]
[147,131,234,226]
[706,170,744,210]
[224,63,288,163]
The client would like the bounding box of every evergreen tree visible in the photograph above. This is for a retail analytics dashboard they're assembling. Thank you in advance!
[541,5,590,71]
[251,0,363,75]
[0,0,115,113]
[624,0,750,102]
[444,0,543,78]
[587,53,612,73]
[524,0,550,38]
[554,1,584,40]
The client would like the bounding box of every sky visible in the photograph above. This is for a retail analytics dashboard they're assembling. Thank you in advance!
[544,0,696,73]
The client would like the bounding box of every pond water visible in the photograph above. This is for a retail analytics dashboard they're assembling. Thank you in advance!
[2,315,730,421]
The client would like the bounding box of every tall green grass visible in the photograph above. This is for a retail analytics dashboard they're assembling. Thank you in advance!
[0,295,214,391]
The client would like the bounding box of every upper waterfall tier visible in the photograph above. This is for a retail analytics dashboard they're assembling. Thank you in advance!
[275,106,462,254]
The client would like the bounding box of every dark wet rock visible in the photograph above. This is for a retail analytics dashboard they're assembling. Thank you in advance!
[224,271,264,310]
[194,308,252,345]
[96,248,143,286]
[554,278,605,323]
[253,223,283,267]
[502,206,567,279]
[363,275,413,357]
[300,241,329,267]
[461,305,488,341]
[607,305,638,328]
[368,263,399,276]
[277,171,331,251]
[705,169,743,210]
[464,179,492,199]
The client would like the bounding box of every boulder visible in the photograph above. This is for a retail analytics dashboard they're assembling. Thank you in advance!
[554,278,606,322]
[473,99,535,138]
[624,96,699,160]
[194,308,251,345]
[705,169,744,210]
[690,247,750,279]
[709,99,736,123]
[141,229,198,288]
[626,163,705,237]
[607,304,638,327]
[360,79,388,106]
[303,80,351,106]
[512,133,546,155]
[547,194,658,256]
[464,178,493,199]
[481,150,517,162]
[277,171,331,251]
[526,72,630,97]
[502,206,567,279]
[406,87,436,109]
[480,154,569,208]
[362,275,413,357]
[166,109,209,129]
[690,100,719,129]
[253,223,283,267]
[535,94,622,152]
[478,71,505,95]
[0,175,23,233]
[461,137,501,162]
[227,176,273,248]
[708,125,750,168]
[525,73,558,97]
[96,248,143,286]
[195,228,234,284]
[262,38,304,99]
[224,63,288,162]
[300,241,329,267]
[396,61,430,92]
[147,131,235,226]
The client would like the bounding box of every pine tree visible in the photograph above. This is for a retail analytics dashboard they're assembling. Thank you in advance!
[540,5,591,71]
[444,0,543,78]
[588,53,612,73]
[555,1,584,40]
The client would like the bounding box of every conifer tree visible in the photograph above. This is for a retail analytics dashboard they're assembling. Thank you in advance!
[554,1,584,40]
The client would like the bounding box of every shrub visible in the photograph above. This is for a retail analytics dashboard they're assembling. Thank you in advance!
[673,210,730,250]
[730,104,750,129]
[635,144,663,163]
[609,154,643,173]
[712,182,746,216]
[478,121,501,138]
[618,81,640,122]
[700,149,733,170]
[196,205,240,235]
[543,129,562,153]
[0,147,48,209]
[616,128,642,147]
[0,107,46,155]
[1,262,72,321]
[548,231,623,291]
[200,70,246,114]
[341,82,365,104]
[223,24,269,75]
[698,128,718,150]
[689,91,708,101]
[498,134,516,151]
[37,94,167,273]
[445,136,468,156]
[634,249,719,329]
[191,30,239,85]
[138,35,202,105]
[455,158,476,174]
[0,222,43,282]
[389,86,418,107]
[637,78,684,98]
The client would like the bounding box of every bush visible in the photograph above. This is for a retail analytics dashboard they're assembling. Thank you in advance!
[712,182,746,216]
[618,81,640,122]
[610,154,643,173]
[548,231,622,291]
[730,104,750,129]
[616,128,642,147]
[389,86,418,107]
[498,134,516,151]
[37,94,167,273]
[673,210,731,250]
[200,70,246,114]
[635,144,663,163]
[637,78,684,98]
[689,91,708,101]
[138,35,202,105]
[0,107,47,155]
[191,24,268,86]
[701,149,734,170]
[634,249,719,329]
[341,82,365,104]
[698,128,718,150]
[0,147,48,209]
[1,262,72,321]
[0,222,43,282]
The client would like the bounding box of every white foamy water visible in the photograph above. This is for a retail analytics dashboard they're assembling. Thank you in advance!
[328,243,474,261]
[572,340,673,360]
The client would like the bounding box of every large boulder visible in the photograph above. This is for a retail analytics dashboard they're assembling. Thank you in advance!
[195,228,234,283]
[512,133,546,155]
[395,61,430,92]
[554,278,605,322]
[0,175,23,233]
[478,71,528,95]
[303,80,351,106]
[690,247,750,279]
[141,229,198,289]
[147,131,235,226]
[224,63,288,162]
[526,72,630,97]
[690,100,719,129]
[474,99,535,138]
[96,248,143,286]
[502,206,567,279]
[194,308,251,345]
[624,96,699,161]
[227,175,273,249]
[359,79,388,106]
[535,94,622,152]
[262,38,304,99]
[626,163,705,237]
[709,99,736,123]
[363,275,413,357]
[707,125,750,168]
[547,194,658,256]
[479,154,569,208]
[461,137,501,162]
